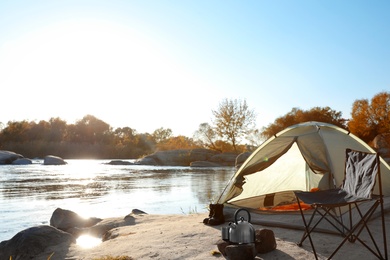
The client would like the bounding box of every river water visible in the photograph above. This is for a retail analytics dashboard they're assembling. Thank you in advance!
[0,159,235,242]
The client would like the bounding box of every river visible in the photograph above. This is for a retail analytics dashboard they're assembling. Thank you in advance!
[0,159,235,242]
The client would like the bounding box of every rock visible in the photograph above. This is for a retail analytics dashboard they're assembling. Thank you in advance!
[50,208,102,234]
[12,158,33,165]
[236,152,252,168]
[190,161,222,167]
[372,133,390,149]
[0,225,75,260]
[136,149,219,166]
[87,215,136,239]
[98,215,137,241]
[225,244,257,260]
[135,149,254,167]
[106,160,134,165]
[372,134,390,161]
[216,239,230,256]
[49,208,140,239]
[255,229,277,253]
[209,152,239,166]
[131,209,148,215]
[0,150,23,164]
[136,156,158,165]
[43,155,67,165]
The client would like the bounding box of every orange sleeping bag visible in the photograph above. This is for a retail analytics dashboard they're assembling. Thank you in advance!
[259,188,319,211]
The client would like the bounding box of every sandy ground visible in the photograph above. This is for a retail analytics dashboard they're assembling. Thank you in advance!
[33,211,389,260]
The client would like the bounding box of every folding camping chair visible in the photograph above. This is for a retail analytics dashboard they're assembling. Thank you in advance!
[294,148,388,260]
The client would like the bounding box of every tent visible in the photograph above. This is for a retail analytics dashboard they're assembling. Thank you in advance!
[217,121,390,212]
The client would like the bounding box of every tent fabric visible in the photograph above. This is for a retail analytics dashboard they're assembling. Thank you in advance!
[218,121,390,211]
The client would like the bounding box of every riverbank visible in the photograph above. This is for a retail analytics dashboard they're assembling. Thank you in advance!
[23,212,389,260]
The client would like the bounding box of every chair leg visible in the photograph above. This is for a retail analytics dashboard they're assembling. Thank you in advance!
[298,207,329,245]
[328,202,386,260]
[379,197,388,260]
[297,201,387,260]
[296,199,318,260]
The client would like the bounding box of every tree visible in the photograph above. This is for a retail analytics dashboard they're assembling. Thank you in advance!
[0,120,30,143]
[261,106,346,139]
[193,123,220,151]
[69,115,111,143]
[348,91,390,143]
[152,127,173,143]
[212,98,256,152]
[156,135,198,150]
[114,127,137,144]
[245,129,263,149]
[48,117,67,142]
[28,120,50,141]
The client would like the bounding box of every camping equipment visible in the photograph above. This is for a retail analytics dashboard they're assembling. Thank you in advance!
[203,203,225,226]
[217,122,390,230]
[225,208,255,244]
[295,149,388,259]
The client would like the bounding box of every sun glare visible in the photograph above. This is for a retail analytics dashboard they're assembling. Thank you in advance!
[76,234,102,248]
[9,19,163,94]
[0,15,215,135]
[0,18,189,124]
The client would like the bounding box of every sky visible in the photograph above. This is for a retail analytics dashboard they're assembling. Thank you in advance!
[0,1,389,137]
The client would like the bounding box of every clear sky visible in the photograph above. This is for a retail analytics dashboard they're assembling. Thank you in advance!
[0,1,389,137]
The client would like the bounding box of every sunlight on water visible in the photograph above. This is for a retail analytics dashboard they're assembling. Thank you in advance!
[0,161,235,242]
[76,234,102,248]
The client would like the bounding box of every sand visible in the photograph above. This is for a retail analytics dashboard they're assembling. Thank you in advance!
[33,212,388,260]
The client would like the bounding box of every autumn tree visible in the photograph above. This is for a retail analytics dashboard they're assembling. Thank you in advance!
[47,117,68,142]
[27,120,50,141]
[156,135,198,150]
[193,122,220,151]
[152,127,173,143]
[348,91,390,143]
[212,98,256,152]
[114,127,138,145]
[261,106,346,139]
[67,115,111,143]
[245,129,263,149]
[0,120,30,143]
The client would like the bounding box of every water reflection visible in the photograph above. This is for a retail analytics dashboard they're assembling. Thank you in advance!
[0,160,235,241]
[190,168,234,204]
[1,165,234,203]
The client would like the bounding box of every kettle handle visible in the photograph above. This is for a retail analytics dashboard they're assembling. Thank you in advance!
[234,208,251,224]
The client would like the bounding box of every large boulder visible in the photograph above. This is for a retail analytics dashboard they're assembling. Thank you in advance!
[50,208,139,239]
[136,149,219,166]
[12,158,33,165]
[136,149,253,167]
[209,152,239,166]
[0,225,75,260]
[106,160,134,165]
[372,134,390,164]
[50,208,102,234]
[190,161,222,167]
[43,155,67,165]
[0,150,23,164]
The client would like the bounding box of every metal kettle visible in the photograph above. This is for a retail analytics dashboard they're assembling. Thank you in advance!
[228,208,255,244]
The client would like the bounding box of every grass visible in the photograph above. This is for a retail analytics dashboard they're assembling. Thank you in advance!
[180,206,198,215]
